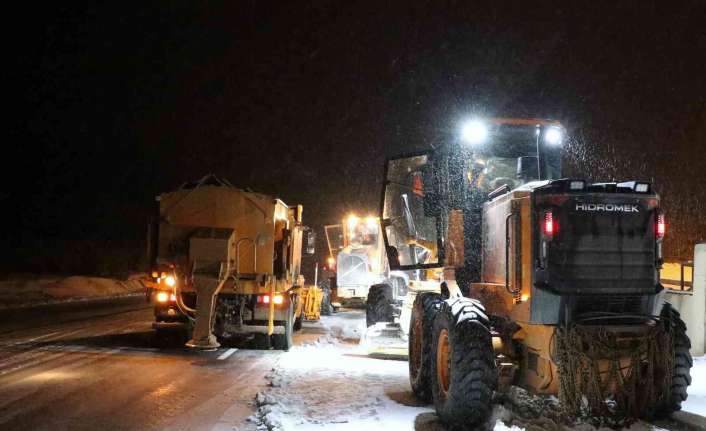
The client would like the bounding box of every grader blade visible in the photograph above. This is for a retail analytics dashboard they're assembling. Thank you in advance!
[361,322,408,360]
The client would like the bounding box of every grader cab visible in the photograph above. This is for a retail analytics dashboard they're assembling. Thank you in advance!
[381,119,691,427]
[143,175,318,350]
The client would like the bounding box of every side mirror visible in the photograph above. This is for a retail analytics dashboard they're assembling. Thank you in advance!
[305,230,316,255]
[517,156,539,182]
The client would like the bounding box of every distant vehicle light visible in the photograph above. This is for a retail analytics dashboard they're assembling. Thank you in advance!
[635,183,650,193]
[365,216,377,229]
[151,271,159,278]
[569,180,585,191]
[544,127,563,145]
[156,291,169,303]
[273,294,284,305]
[170,293,177,302]
[346,214,359,231]
[165,275,176,287]
[461,120,488,145]
[327,256,336,269]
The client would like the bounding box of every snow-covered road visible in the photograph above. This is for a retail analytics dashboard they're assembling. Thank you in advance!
[250,310,705,431]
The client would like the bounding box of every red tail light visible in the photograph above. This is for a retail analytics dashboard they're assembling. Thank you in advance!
[656,212,666,239]
[257,294,284,305]
[543,211,555,236]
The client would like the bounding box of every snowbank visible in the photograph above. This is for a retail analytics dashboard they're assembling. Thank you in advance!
[0,274,144,309]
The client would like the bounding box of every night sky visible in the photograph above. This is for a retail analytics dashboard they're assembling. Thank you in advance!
[4,1,706,274]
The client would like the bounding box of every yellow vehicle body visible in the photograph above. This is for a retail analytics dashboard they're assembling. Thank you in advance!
[144,175,315,349]
[299,284,323,321]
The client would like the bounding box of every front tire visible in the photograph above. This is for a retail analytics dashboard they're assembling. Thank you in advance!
[366,284,394,327]
[430,298,496,430]
[409,292,443,402]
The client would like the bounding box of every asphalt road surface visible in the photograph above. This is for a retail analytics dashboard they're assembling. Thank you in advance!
[0,303,326,431]
[0,303,699,431]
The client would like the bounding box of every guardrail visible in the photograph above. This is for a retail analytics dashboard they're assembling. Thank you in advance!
[661,261,694,291]
[663,245,705,356]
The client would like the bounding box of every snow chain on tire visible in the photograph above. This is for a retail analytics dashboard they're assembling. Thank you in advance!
[554,303,692,422]
[409,292,443,402]
[430,297,497,430]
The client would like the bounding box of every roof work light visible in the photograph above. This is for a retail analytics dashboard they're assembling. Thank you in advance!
[461,120,488,145]
[544,127,563,145]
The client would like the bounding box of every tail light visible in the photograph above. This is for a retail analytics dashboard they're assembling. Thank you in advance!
[257,294,284,305]
[542,211,555,237]
[656,212,666,240]
[539,210,555,267]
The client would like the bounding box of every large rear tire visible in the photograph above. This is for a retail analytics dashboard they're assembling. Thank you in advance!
[657,304,692,416]
[430,298,496,430]
[409,292,443,402]
[366,284,394,327]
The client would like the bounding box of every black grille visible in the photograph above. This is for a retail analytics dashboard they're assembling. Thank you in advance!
[545,196,658,295]
[573,295,645,316]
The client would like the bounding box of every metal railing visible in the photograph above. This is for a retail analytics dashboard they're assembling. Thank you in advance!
[662,261,694,291]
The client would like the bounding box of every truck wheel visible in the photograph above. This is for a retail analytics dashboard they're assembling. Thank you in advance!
[154,328,172,347]
[293,313,303,331]
[366,284,394,327]
[430,298,496,430]
[320,286,333,316]
[657,304,692,416]
[272,299,294,351]
[409,292,443,402]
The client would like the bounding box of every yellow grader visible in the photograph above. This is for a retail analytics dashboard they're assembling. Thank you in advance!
[143,175,320,350]
[325,215,408,325]
[380,119,692,428]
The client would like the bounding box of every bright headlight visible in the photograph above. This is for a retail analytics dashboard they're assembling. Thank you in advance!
[544,127,563,145]
[156,291,169,303]
[461,120,488,145]
[165,275,176,287]
[346,214,359,231]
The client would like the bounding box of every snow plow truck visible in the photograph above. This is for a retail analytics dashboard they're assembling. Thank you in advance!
[378,118,692,428]
[143,175,318,350]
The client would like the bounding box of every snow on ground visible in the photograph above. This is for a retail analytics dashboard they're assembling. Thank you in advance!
[0,274,144,308]
[248,310,696,431]
[249,310,522,431]
[681,355,706,417]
